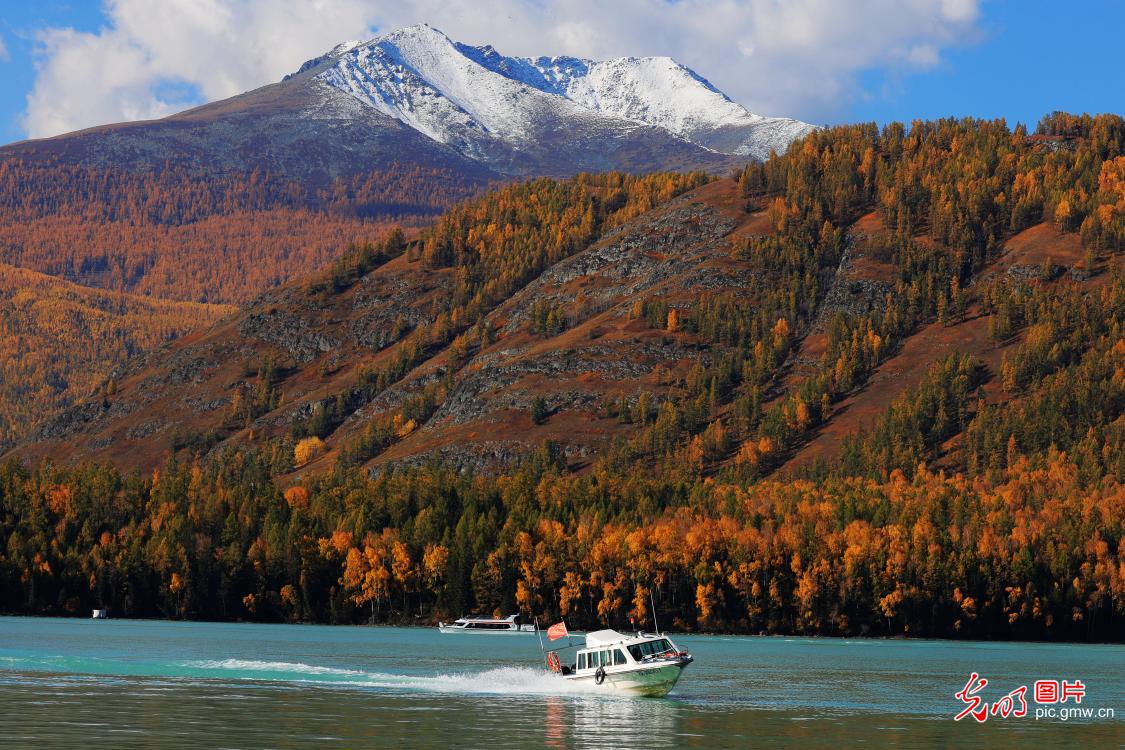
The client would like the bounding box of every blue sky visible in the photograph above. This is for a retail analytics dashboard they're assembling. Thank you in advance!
[846,0,1125,128]
[0,1,107,142]
[0,0,1121,144]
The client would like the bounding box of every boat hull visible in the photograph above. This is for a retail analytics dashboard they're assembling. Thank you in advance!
[437,625,537,634]
[564,660,689,698]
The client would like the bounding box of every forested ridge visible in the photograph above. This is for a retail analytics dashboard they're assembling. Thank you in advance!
[0,265,232,449]
[0,159,486,446]
[0,160,484,303]
[1,113,1122,640]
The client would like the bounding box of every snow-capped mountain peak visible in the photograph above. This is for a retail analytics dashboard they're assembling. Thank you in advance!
[295,25,813,166]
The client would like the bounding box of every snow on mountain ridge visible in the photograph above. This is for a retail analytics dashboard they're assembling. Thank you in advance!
[317,24,644,165]
[308,24,812,164]
[525,57,758,138]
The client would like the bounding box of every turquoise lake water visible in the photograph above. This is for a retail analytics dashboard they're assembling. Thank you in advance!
[0,616,1121,748]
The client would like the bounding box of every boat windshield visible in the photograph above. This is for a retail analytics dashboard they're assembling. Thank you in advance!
[628,638,674,660]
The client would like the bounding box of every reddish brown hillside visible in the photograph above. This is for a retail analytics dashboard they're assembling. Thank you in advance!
[10,173,715,471]
[5,173,1108,479]
[776,219,1103,476]
[7,247,447,469]
[344,179,750,471]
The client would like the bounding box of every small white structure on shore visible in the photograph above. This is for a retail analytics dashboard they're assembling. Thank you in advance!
[92,609,107,619]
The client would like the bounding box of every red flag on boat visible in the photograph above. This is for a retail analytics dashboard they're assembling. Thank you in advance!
[547,621,568,641]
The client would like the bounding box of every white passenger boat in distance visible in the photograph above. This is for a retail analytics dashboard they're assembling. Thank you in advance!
[545,629,693,697]
[437,614,538,634]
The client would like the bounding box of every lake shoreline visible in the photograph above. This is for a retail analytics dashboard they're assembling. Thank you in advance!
[1,611,1122,646]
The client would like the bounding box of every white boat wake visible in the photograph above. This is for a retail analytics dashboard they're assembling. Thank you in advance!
[182,659,599,696]
[190,659,365,676]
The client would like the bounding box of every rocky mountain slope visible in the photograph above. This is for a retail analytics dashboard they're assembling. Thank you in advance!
[7,174,1105,477]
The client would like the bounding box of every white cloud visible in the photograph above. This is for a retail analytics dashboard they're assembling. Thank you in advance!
[24,0,382,138]
[0,34,8,63]
[941,0,980,22]
[23,0,981,138]
[905,43,940,68]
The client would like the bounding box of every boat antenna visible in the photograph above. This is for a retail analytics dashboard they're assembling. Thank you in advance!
[534,617,546,656]
[650,589,660,636]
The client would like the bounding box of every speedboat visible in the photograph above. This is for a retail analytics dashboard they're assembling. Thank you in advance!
[545,629,693,697]
[437,614,538,634]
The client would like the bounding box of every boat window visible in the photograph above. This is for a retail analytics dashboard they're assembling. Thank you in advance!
[462,620,514,630]
[578,653,586,670]
[614,649,627,665]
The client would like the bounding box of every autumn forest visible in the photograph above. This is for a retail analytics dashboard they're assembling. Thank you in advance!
[0,113,1122,641]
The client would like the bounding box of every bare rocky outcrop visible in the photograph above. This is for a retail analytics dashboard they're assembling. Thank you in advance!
[812,236,893,331]
[126,419,168,440]
[503,201,737,332]
[182,395,229,413]
[433,347,653,426]
[238,310,339,363]
[26,401,111,441]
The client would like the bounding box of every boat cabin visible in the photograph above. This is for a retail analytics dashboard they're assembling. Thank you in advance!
[452,615,522,630]
[546,628,693,697]
[438,614,538,633]
[572,630,678,673]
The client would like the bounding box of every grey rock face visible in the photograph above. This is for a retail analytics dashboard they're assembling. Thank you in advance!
[504,200,737,333]
[126,419,168,440]
[812,237,893,331]
[238,310,339,363]
[182,396,229,413]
